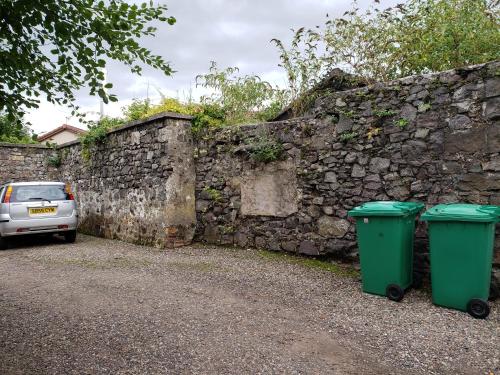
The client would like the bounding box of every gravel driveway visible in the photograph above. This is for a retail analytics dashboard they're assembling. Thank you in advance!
[0,234,498,374]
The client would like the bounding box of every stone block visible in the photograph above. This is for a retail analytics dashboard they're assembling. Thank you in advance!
[344,152,357,163]
[448,114,472,132]
[481,158,500,172]
[335,115,354,133]
[255,236,267,248]
[298,240,319,256]
[307,205,321,218]
[351,164,366,178]
[400,103,417,122]
[416,112,441,129]
[452,100,472,113]
[484,77,500,98]
[445,128,485,154]
[130,131,141,145]
[324,172,337,183]
[415,128,429,139]
[322,206,334,215]
[317,216,350,237]
[386,185,410,200]
[486,123,500,153]
[483,97,500,120]
[369,157,391,173]
[457,173,500,191]
[281,241,298,253]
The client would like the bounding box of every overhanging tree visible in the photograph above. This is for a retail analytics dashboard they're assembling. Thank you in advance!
[0,0,176,122]
[0,113,35,143]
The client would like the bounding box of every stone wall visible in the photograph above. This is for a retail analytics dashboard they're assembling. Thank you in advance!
[194,61,500,293]
[0,61,498,293]
[56,113,196,247]
[0,143,57,183]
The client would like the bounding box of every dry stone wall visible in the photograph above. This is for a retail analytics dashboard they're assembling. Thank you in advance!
[194,61,500,294]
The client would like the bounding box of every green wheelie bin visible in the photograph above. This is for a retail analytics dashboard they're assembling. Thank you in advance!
[348,201,424,301]
[421,204,499,319]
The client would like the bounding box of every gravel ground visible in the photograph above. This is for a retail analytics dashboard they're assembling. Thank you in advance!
[0,234,498,375]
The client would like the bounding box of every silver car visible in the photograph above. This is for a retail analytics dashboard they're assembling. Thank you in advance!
[0,182,78,249]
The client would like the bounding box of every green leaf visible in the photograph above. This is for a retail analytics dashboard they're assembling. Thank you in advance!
[0,0,176,121]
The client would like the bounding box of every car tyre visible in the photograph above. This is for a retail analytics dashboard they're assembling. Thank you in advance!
[386,284,404,302]
[0,236,8,250]
[466,298,490,319]
[64,230,77,243]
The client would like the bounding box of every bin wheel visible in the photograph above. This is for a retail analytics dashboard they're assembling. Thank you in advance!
[466,299,490,319]
[386,284,404,302]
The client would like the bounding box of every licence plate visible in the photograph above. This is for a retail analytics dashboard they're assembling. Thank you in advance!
[29,207,57,216]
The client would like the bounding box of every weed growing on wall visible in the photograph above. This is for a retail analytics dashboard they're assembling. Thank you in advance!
[203,186,223,202]
[418,103,431,112]
[339,131,358,142]
[246,135,284,163]
[302,124,314,137]
[339,109,355,118]
[374,109,397,118]
[45,142,62,167]
[366,127,381,140]
[79,117,124,162]
[47,153,61,167]
[394,118,409,128]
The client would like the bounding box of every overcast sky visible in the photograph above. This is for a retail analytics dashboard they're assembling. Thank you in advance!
[27,0,400,134]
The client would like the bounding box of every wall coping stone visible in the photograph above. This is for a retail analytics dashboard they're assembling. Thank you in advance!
[0,142,49,149]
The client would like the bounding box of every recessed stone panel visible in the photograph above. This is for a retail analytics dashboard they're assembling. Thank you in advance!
[241,160,298,217]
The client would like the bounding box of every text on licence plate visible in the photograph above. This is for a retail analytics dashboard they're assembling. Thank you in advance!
[29,207,57,215]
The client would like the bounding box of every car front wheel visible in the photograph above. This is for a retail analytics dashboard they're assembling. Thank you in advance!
[64,230,77,243]
[0,236,8,250]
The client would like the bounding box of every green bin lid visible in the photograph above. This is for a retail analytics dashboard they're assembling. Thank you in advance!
[420,204,500,223]
[348,201,425,217]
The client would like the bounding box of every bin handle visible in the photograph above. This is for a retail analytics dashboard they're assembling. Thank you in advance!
[477,205,500,219]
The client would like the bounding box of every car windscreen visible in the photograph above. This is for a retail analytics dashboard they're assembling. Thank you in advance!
[10,185,70,203]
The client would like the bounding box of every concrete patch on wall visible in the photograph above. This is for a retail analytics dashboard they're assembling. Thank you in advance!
[162,120,196,246]
[241,160,298,217]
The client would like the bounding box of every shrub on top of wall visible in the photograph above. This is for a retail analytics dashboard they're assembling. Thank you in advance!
[80,117,124,161]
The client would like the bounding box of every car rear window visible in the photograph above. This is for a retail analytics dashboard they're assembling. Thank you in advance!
[10,185,70,203]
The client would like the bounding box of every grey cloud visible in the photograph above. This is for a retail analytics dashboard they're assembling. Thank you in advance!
[79,0,400,105]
